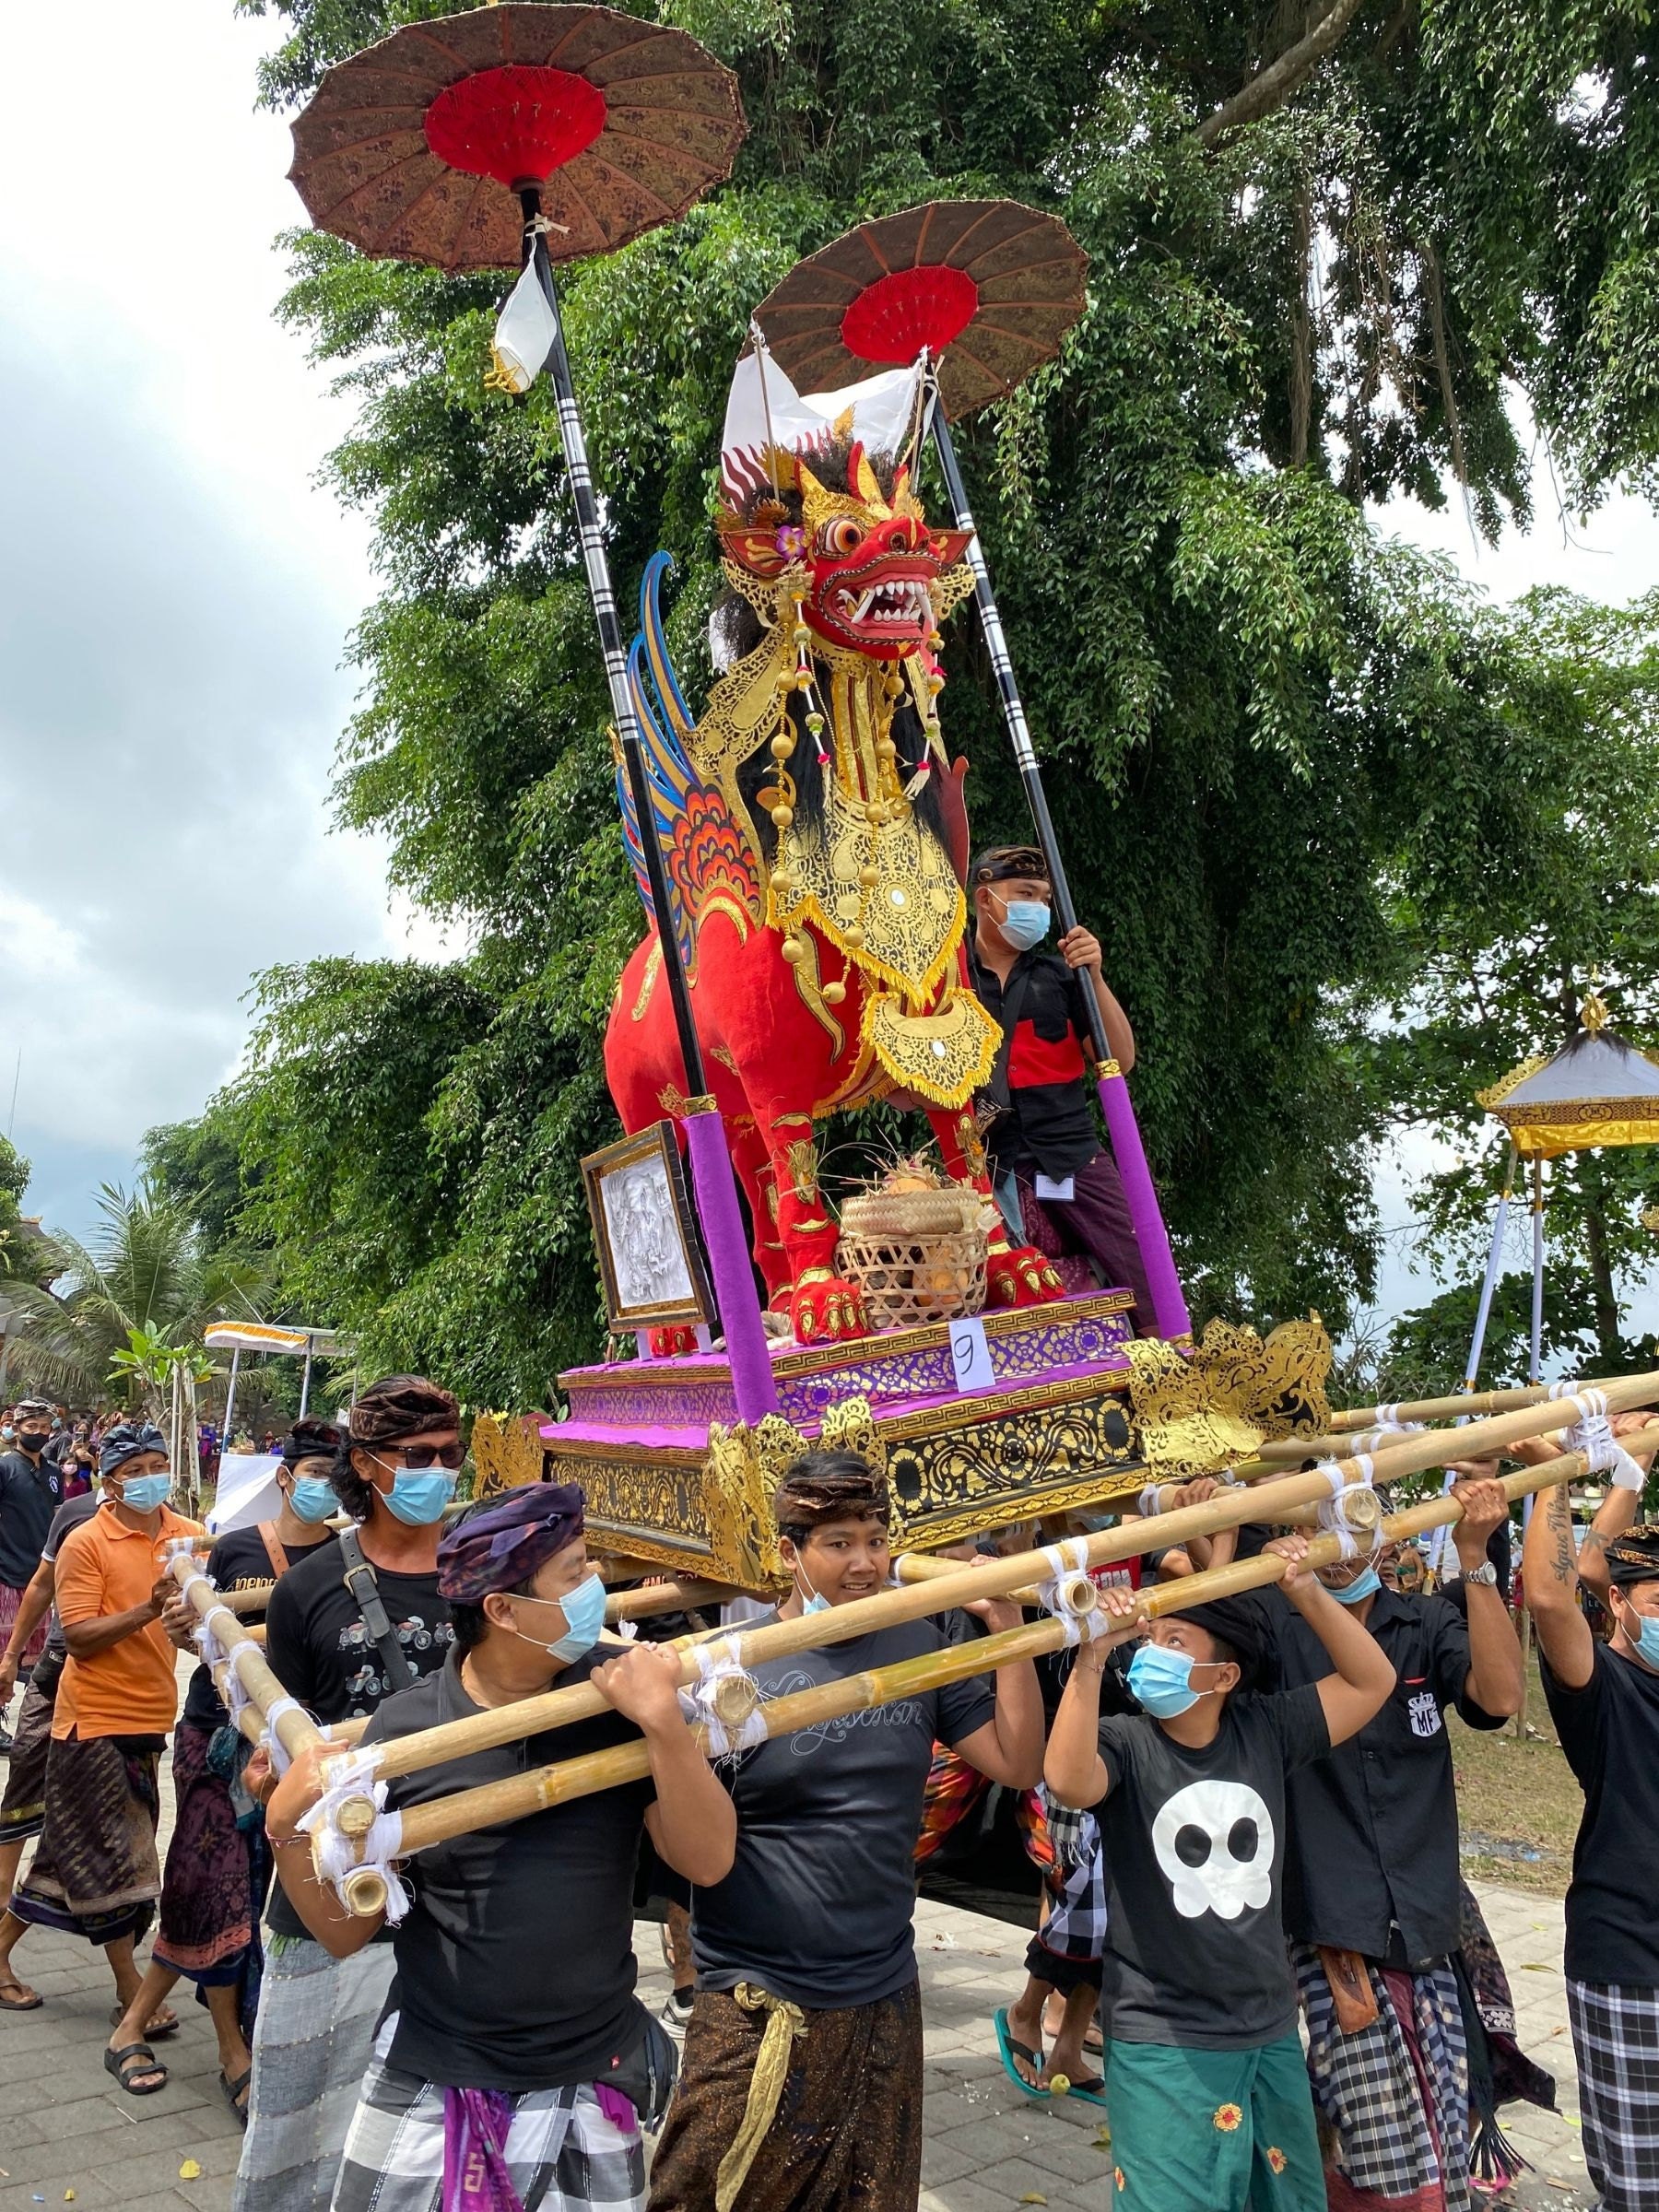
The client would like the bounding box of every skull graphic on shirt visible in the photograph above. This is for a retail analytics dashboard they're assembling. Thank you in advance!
[1150,1779,1275,1920]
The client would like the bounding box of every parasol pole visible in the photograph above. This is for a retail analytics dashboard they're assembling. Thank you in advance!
[310,1371,1659,1782]
[922,381,1190,1341]
[1464,1141,1518,1392]
[221,1347,241,1453]
[519,190,777,1420]
[1529,1157,1546,1385]
[320,1441,1602,1893]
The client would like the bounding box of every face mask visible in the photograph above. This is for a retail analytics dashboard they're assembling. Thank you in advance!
[999,899,1051,952]
[1126,1642,1210,1720]
[1618,1594,1659,1670]
[382,1468,457,1526]
[18,1430,48,1455]
[511,1572,607,1662]
[288,1475,337,1524]
[1324,1566,1382,1606]
[788,1555,830,1616]
[118,1472,172,1513]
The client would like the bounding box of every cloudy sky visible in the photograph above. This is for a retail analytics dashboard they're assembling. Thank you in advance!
[3,0,1655,1337]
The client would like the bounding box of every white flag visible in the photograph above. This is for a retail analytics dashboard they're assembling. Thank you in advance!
[721,349,923,502]
[489,260,557,394]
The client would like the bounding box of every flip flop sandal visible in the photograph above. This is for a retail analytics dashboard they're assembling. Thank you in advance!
[1047,2071,1109,2109]
[220,2065,253,2128]
[0,1975,42,2012]
[104,2041,168,2097]
[110,2001,179,2039]
[994,2006,1049,2101]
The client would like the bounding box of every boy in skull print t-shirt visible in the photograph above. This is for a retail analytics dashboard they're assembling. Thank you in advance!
[1044,1535,1394,2212]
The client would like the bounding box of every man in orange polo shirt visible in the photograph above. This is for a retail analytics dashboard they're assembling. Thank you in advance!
[6,1421,202,2097]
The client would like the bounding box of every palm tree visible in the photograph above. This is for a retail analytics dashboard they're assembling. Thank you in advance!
[1,1182,268,1411]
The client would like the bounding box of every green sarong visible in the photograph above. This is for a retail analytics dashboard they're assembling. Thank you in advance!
[1103,2032,1324,2211]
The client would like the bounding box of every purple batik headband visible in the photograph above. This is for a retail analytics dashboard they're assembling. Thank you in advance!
[435,1481,585,1600]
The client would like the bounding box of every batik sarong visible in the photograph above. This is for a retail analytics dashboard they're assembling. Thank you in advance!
[331,2032,645,2212]
[1456,1880,1555,2127]
[0,1582,48,1668]
[647,1978,924,2212]
[152,1717,270,2038]
[1294,1943,1471,2212]
[1566,1980,1659,2212]
[233,1934,397,2212]
[8,1728,162,1946]
[1103,2031,1325,2212]
[913,1744,990,1864]
[0,1666,58,1845]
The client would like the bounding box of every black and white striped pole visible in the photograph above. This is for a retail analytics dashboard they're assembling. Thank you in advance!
[520,192,778,1410]
[926,397,1192,1341]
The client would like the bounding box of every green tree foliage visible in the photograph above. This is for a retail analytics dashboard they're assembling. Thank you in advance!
[208,0,1659,1400]
[1369,587,1659,1369]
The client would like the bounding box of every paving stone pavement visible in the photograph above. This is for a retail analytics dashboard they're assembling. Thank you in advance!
[0,1870,1594,2212]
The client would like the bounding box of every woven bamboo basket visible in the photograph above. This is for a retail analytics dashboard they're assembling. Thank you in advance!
[837,1186,990,1329]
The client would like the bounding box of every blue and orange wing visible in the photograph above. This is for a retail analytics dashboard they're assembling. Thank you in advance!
[620,555,761,976]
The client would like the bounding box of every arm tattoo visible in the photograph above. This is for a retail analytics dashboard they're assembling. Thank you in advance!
[1581,1529,1608,1560]
[1548,1487,1575,1584]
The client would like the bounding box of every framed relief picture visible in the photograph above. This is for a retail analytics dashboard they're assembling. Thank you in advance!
[581,1122,714,1334]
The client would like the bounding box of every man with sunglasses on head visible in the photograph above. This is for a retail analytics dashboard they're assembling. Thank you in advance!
[235,1375,464,2212]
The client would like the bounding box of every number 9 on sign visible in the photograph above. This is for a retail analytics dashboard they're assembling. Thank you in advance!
[949,1317,995,1393]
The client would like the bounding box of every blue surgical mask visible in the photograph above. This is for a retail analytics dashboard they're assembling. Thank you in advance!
[1618,1594,1659,1670]
[119,1473,172,1513]
[382,1468,457,1526]
[1325,1566,1381,1606]
[999,899,1051,952]
[1126,1642,1208,1719]
[512,1572,608,1662]
[288,1476,337,1525]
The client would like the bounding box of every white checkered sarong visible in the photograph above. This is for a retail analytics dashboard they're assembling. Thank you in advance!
[1568,1980,1659,2212]
[331,2027,644,2212]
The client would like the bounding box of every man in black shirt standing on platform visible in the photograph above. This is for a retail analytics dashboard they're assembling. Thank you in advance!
[1271,1475,1523,2211]
[966,846,1155,1324]
[266,1481,734,2212]
[1526,1484,1659,2212]
[235,1374,462,2212]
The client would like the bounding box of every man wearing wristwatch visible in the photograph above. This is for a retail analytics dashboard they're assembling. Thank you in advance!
[1265,1477,1525,2211]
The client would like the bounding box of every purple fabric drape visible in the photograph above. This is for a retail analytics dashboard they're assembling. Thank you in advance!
[443,2088,522,2212]
[1094,1070,1191,1341]
[683,1107,781,1423]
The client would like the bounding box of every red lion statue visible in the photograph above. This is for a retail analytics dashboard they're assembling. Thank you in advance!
[606,376,1060,1345]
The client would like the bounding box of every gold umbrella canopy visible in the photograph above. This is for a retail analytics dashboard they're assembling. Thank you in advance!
[1477,991,1659,1160]
[288,3,746,273]
[753,199,1088,422]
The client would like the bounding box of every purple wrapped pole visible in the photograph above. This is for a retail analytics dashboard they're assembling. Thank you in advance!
[1095,1070,1191,1340]
[683,1108,781,1423]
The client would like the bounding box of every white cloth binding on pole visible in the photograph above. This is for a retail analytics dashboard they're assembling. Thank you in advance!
[1035,1537,1108,1645]
[263,1695,307,1776]
[300,1753,410,1924]
[490,256,559,393]
[1558,1389,1646,1491]
[677,1641,767,1759]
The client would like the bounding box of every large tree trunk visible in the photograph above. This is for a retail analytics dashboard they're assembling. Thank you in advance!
[1195,0,1370,146]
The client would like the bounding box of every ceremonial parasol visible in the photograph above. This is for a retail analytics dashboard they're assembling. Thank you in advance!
[288,6,778,1416]
[754,204,1190,1342]
[288,4,745,274]
[1464,986,1659,1388]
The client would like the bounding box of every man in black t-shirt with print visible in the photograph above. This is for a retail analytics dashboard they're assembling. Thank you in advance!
[1046,1534,1395,2212]
[234,1374,463,2212]
[966,846,1156,1324]
[1525,1490,1659,2212]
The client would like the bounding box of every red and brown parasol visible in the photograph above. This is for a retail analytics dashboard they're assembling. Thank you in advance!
[288,2,746,274]
[753,199,1087,421]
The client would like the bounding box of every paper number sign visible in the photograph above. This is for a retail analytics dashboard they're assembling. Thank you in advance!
[949,1316,995,1394]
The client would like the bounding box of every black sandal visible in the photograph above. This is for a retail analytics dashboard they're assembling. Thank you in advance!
[109,2000,179,2039]
[104,2041,168,2096]
[220,2065,253,2128]
[0,1974,42,2012]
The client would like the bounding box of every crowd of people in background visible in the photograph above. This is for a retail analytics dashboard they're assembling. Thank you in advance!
[3,1378,1659,2212]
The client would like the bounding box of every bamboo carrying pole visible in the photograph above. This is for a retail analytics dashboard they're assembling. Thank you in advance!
[1324,1378,1627,1433]
[605,1579,734,1623]
[317,1371,1659,1794]
[351,1442,1598,1891]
